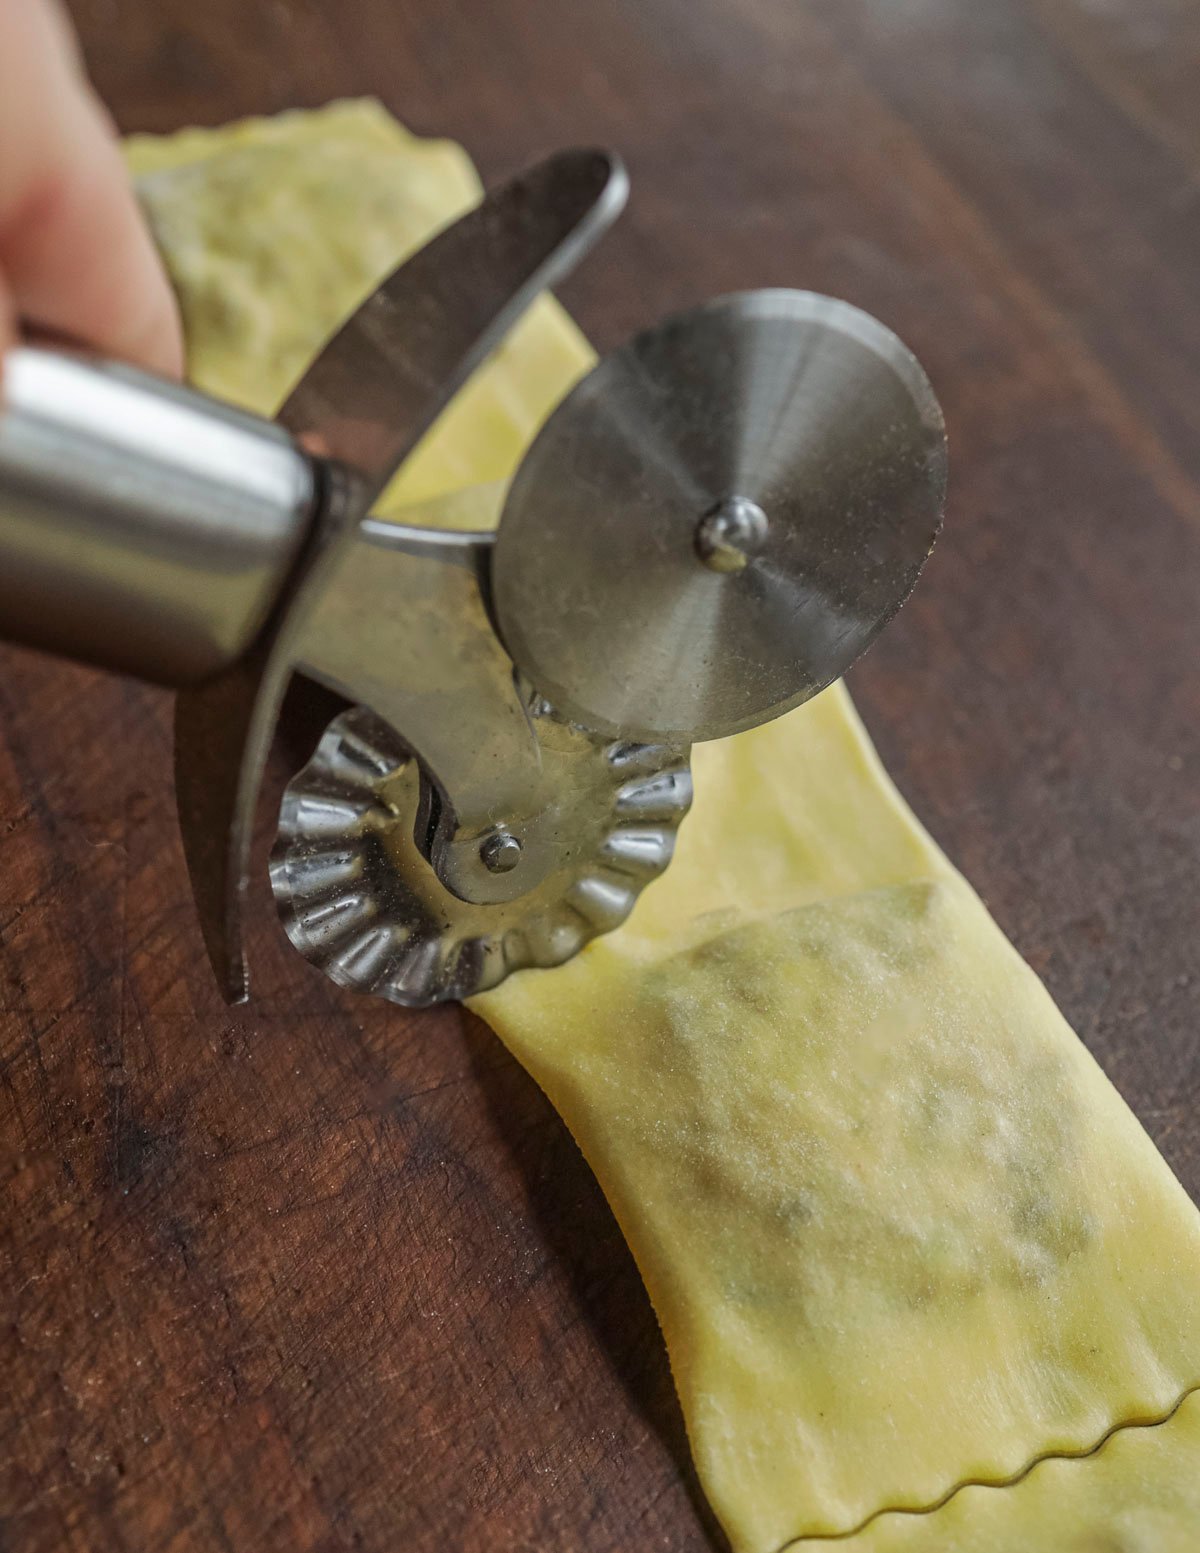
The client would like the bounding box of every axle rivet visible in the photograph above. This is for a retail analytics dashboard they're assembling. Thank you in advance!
[480,830,523,874]
[695,494,770,573]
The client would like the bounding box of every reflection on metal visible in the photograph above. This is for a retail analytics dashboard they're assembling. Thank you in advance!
[0,348,316,685]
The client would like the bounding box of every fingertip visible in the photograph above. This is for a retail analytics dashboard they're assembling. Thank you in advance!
[103,199,187,380]
[133,286,186,381]
[71,92,187,380]
[0,6,185,382]
[0,279,13,403]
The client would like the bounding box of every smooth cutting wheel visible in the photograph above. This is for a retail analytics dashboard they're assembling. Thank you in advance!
[492,289,947,745]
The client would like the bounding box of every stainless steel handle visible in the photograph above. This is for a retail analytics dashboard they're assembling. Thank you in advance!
[0,346,319,686]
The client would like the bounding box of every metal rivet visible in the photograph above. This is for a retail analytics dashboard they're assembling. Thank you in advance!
[694,495,770,573]
[480,830,523,874]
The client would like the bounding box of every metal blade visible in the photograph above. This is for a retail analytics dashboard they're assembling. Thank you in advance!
[492,289,947,744]
[276,147,627,500]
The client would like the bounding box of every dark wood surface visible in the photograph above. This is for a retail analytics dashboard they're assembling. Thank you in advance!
[4,1,1199,1548]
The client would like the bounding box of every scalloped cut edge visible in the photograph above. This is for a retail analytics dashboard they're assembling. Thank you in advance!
[777,1380,1200,1549]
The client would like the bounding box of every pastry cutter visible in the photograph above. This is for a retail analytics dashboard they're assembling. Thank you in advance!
[0,150,947,1007]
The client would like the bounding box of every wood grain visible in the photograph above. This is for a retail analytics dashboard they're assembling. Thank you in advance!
[3,0,1199,1548]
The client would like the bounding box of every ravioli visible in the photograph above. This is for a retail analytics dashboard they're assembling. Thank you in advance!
[130,101,1200,1553]
[483,870,1200,1548]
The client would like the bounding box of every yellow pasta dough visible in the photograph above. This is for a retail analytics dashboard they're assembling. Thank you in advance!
[483,864,1200,1548]
[794,1389,1200,1551]
[130,101,1200,1553]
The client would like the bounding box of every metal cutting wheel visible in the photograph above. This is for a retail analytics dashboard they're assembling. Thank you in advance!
[493,289,947,745]
[271,699,693,1005]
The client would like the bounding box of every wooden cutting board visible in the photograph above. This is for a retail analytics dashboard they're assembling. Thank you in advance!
[3,1,1199,1548]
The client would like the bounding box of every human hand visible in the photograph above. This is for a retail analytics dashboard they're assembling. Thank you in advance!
[0,0,183,379]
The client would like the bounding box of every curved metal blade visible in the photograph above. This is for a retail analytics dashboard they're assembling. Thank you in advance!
[276,146,628,501]
[175,148,627,1002]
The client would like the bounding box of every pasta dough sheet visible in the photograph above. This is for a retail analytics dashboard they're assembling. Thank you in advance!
[482,866,1200,1549]
[131,101,1200,1553]
[791,1387,1200,1552]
